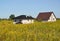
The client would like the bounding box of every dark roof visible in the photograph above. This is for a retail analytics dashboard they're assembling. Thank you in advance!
[37,12,55,20]
[27,16,34,19]
[13,15,26,19]
[13,15,34,19]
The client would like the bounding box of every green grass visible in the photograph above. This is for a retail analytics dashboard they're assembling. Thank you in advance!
[0,20,60,41]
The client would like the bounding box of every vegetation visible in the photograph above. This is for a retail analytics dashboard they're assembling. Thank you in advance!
[9,14,15,19]
[0,20,60,41]
[57,18,60,20]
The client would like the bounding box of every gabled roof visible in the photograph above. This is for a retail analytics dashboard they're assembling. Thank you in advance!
[27,16,34,19]
[37,12,55,20]
[13,15,34,19]
[13,15,26,19]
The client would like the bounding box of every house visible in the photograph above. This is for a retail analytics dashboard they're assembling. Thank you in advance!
[36,12,56,22]
[13,15,34,24]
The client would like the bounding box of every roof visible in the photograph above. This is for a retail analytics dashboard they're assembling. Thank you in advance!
[37,12,55,20]
[13,15,26,19]
[13,15,34,19]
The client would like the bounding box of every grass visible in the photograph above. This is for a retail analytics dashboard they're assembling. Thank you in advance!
[0,20,60,41]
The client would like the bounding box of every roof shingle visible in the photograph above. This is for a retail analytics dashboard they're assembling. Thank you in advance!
[37,12,53,20]
[13,15,34,19]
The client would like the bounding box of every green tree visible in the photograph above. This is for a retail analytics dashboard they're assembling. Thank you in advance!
[9,14,15,19]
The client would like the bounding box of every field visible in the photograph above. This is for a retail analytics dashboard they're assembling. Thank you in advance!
[0,20,60,41]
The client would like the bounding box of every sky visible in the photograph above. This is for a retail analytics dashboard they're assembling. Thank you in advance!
[0,0,60,18]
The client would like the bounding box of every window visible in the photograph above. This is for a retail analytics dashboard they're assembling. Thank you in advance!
[53,18,55,20]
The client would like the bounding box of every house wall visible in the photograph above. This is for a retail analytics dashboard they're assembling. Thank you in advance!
[13,19,21,24]
[48,13,56,22]
[42,20,48,22]
[21,19,34,24]
[13,19,34,24]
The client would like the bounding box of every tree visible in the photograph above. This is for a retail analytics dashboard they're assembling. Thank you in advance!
[9,14,15,19]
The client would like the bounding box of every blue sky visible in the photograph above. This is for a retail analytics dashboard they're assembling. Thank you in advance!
[0,0,60,18]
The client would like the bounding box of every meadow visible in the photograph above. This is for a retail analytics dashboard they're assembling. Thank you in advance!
[0,20,60,41]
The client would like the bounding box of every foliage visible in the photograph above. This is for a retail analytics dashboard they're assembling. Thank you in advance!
[0,20,60,41]
[56,18,60,20]
[9,14,15,19]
